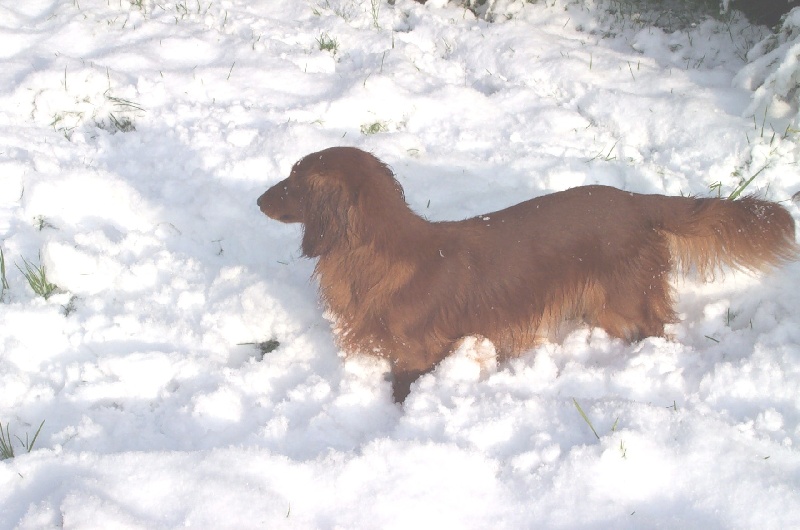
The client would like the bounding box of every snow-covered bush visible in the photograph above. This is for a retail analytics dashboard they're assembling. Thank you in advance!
[427,0,727,29]
[726,0,800,27]
[736,8,800,133]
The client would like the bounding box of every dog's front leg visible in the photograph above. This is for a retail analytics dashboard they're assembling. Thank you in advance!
[390,367,430,404]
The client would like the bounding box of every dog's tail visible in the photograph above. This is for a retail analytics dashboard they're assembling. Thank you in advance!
[645,194,798,278]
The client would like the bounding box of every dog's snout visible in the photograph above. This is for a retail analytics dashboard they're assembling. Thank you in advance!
[258,181,302,223]
[257,191,270,212]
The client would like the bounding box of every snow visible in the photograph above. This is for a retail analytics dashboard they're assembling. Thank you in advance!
[1,0,800,527]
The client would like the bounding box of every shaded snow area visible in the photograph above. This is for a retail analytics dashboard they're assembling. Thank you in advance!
[2,0,800,527]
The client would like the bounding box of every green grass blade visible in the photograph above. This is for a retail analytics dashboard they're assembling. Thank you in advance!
[25,420,45,452]
[573,398,600,440]
[728,164,768,200]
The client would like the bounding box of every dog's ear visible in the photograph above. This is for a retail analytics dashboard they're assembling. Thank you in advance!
[300,173,353,257]
[298,156,406,257]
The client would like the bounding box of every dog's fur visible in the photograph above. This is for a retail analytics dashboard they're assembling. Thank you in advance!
[258,146,798,402]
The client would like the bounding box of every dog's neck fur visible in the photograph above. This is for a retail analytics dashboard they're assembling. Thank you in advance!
[310,176,444,358]
[335,167,437,256]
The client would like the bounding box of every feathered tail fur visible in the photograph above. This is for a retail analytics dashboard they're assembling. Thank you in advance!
[650,195,798,278]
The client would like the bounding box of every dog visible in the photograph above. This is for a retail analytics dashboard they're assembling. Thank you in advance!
[258,146,798,402]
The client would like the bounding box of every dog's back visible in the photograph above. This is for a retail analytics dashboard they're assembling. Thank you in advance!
[432,185,797,345]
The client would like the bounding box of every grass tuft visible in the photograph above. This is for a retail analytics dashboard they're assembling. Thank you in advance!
[108,113,136,132]
[0,420,45,460]
[50,111,83,140]
[34,215,57,231]
[102,93,144,133]
[587,139,619,162]
[0,424,14,460]
[370,0,381,29]
[16,255,58,300]
[316,33,339,54]
[317,0,355,22]
[711,163,769,200]
[728,164,768,200]
[360,121,388,135]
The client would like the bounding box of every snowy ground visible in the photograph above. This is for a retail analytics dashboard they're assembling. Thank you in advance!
[1,0,800,527]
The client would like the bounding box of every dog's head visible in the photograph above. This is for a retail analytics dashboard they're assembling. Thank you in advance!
[258,146,406,257]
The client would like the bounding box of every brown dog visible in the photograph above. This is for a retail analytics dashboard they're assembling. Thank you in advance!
[258,146,798,402]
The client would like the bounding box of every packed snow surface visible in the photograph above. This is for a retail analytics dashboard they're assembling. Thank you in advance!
[1,0,800,528]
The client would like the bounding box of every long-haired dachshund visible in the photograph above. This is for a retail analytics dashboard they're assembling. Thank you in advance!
[258,146,798,402]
